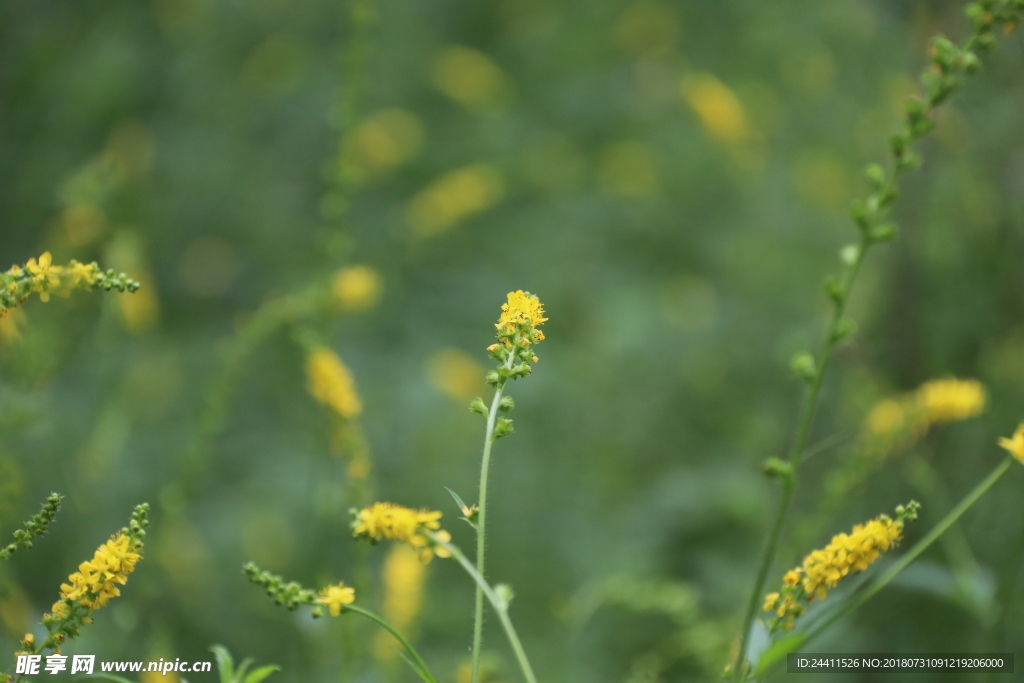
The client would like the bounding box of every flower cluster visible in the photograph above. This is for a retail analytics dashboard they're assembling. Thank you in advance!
[306,347,363,419]
[489,289,546,360]
[1,252,140,318]
[764,502,919,632]
[352,502,452,563]
[51,533,142,617]
[999,424,1024,465]
[38,503,148,652]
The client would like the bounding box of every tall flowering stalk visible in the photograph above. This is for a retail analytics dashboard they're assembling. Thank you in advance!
[468,291,546,683]
[764,502,919,633]
[732,3,1024,678]
[6,504,149,683]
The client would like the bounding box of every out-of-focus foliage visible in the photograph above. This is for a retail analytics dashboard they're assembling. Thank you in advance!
[1,0,1023,681]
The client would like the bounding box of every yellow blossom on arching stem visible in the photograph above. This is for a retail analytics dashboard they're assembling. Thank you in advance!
[53,533,142,616]
[916,378,986,423]
[332,265,382,311]
[306,347,362,419]
[496,290,547,339]
[352,502,450,563]
[764,504,916,632]
[318,582,356,616]
[998,424,1024,465]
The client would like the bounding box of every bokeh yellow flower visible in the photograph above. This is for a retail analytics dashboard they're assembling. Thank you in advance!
[374,545,426,662]
[681,73,750,145]
[306,347,362,419]
[916,378,986,423]
[332,265,382,311]
[406,164,504,237]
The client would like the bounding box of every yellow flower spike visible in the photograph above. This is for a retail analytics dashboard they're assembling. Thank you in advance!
[916,378,986,424]
[763,503,917,633]
[318,582,356,616]
[998,424,1024,465]
[55,532,142,617]
[306,347,363,419]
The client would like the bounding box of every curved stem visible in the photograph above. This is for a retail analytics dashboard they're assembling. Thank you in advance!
[732,236,871,680]
[437,534,538,683]
[346,604,438,683]
[472,350,516,683]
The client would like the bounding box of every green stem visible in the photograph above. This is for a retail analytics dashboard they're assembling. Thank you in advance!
[437,534,538,683]
[803,456,1013,645]
[472,350,516,683]
[732,236,871,680]
[346,604,438,683]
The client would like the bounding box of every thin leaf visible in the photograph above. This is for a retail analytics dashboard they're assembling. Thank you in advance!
[81,675,138,683]
[753,631,806,677]
[234,657,254,683]
[445,487,468,512]
[210,644,235,683]
[243,664,281,683]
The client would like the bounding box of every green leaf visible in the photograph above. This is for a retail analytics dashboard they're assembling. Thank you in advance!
[81,676,138,683]
[753,631,807,677]
[243,664,281,683]
[234,658,254,683]
[445,487,468,513]
[210,644,235,683]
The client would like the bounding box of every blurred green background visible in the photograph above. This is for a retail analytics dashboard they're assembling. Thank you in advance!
[2,0,1023,680]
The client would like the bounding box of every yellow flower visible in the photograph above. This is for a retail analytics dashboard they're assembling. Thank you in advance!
[496,290,547,340]
[306,347,362,419]
[352,502,450,563]
[66,260,99,287]
[916,378,986,423]
[318,582,356,616]
[998,424,1024,465]
[332,266,382,311]
[53,533,142,616]
[25,252,62,302]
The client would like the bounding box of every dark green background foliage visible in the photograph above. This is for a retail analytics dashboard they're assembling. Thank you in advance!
[1,0,1023,680]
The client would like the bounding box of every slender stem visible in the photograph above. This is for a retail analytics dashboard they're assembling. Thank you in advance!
[472,350,516,683]
[437,534,539,683]
[346,604,438,683]
[803,456,1013,646]
[732,236,871,680]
